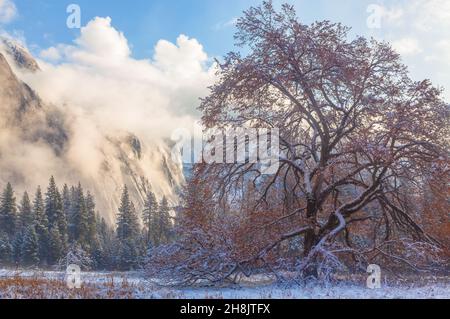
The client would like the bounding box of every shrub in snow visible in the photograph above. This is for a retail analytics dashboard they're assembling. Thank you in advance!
[58,244,93,271]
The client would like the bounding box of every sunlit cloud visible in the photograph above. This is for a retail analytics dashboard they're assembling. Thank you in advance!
[0,0,17,24]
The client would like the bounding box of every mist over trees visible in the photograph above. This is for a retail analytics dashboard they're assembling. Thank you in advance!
[0,178,174,271]
[146,2,449,285]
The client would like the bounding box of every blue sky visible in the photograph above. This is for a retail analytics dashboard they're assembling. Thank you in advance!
[1,0,450,100]
[7,0,260,58]
[7,0,373,59]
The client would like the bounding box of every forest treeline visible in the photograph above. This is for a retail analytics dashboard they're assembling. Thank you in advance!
[0,177,173,270]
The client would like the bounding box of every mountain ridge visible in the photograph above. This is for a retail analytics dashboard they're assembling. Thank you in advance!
[0,44,185,224]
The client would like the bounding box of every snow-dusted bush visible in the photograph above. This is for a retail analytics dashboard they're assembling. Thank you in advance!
[58,244,93,271]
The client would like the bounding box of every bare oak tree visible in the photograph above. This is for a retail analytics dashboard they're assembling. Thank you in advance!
[148,2,449,284]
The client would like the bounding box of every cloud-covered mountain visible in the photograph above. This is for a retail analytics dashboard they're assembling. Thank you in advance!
[1,38,40,71]
[0,18,216,223]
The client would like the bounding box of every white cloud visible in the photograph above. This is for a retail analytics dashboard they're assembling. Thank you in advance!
[379,5,404,26]
[370,0,450,100]
[0,0,17,24]
[21,16,216,181]
[410,0,450,31]
[213,17,238,31]
[73,17,131,62]
[391,37,422,56]
[154,34,208,79]
[39,46,61,61]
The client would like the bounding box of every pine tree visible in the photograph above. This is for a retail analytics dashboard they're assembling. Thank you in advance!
[45,176,59,227]
[19,192,35,229]
[12,232,23,264]
[117,238,141,270]
[0,231,12,265]
[71,183,89,249]
[142,190,158,246]
[62,184,71,215]
[12,191,35,264]
[116,186,142,269]
[0,183,18,239]
[117,185,140,241]
[117,186,129,241]
[34,186,50,266]
[43,176,67,256]
[61,185,71,244]
[68,186,77,243]
[21,226,40,266]
[48,225,63,265]
[129,201,140,239]
[89,213,103,268]
[96,216,115,270]
[54,190,68,253]
[84,192,100,268]
[85,192,98,246]
[158,196,172,245]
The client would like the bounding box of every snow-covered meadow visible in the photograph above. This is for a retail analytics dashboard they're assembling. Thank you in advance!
[0,269,449,299]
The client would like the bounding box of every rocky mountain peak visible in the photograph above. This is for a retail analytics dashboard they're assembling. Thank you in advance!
[0,52,42,117]
[1,38,40,72]
[0,51,16,81]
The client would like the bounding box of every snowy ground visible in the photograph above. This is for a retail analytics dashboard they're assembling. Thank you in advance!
[0,269,449,299]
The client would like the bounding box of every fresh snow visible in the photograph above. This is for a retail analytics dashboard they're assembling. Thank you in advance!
[0,269,449,299]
